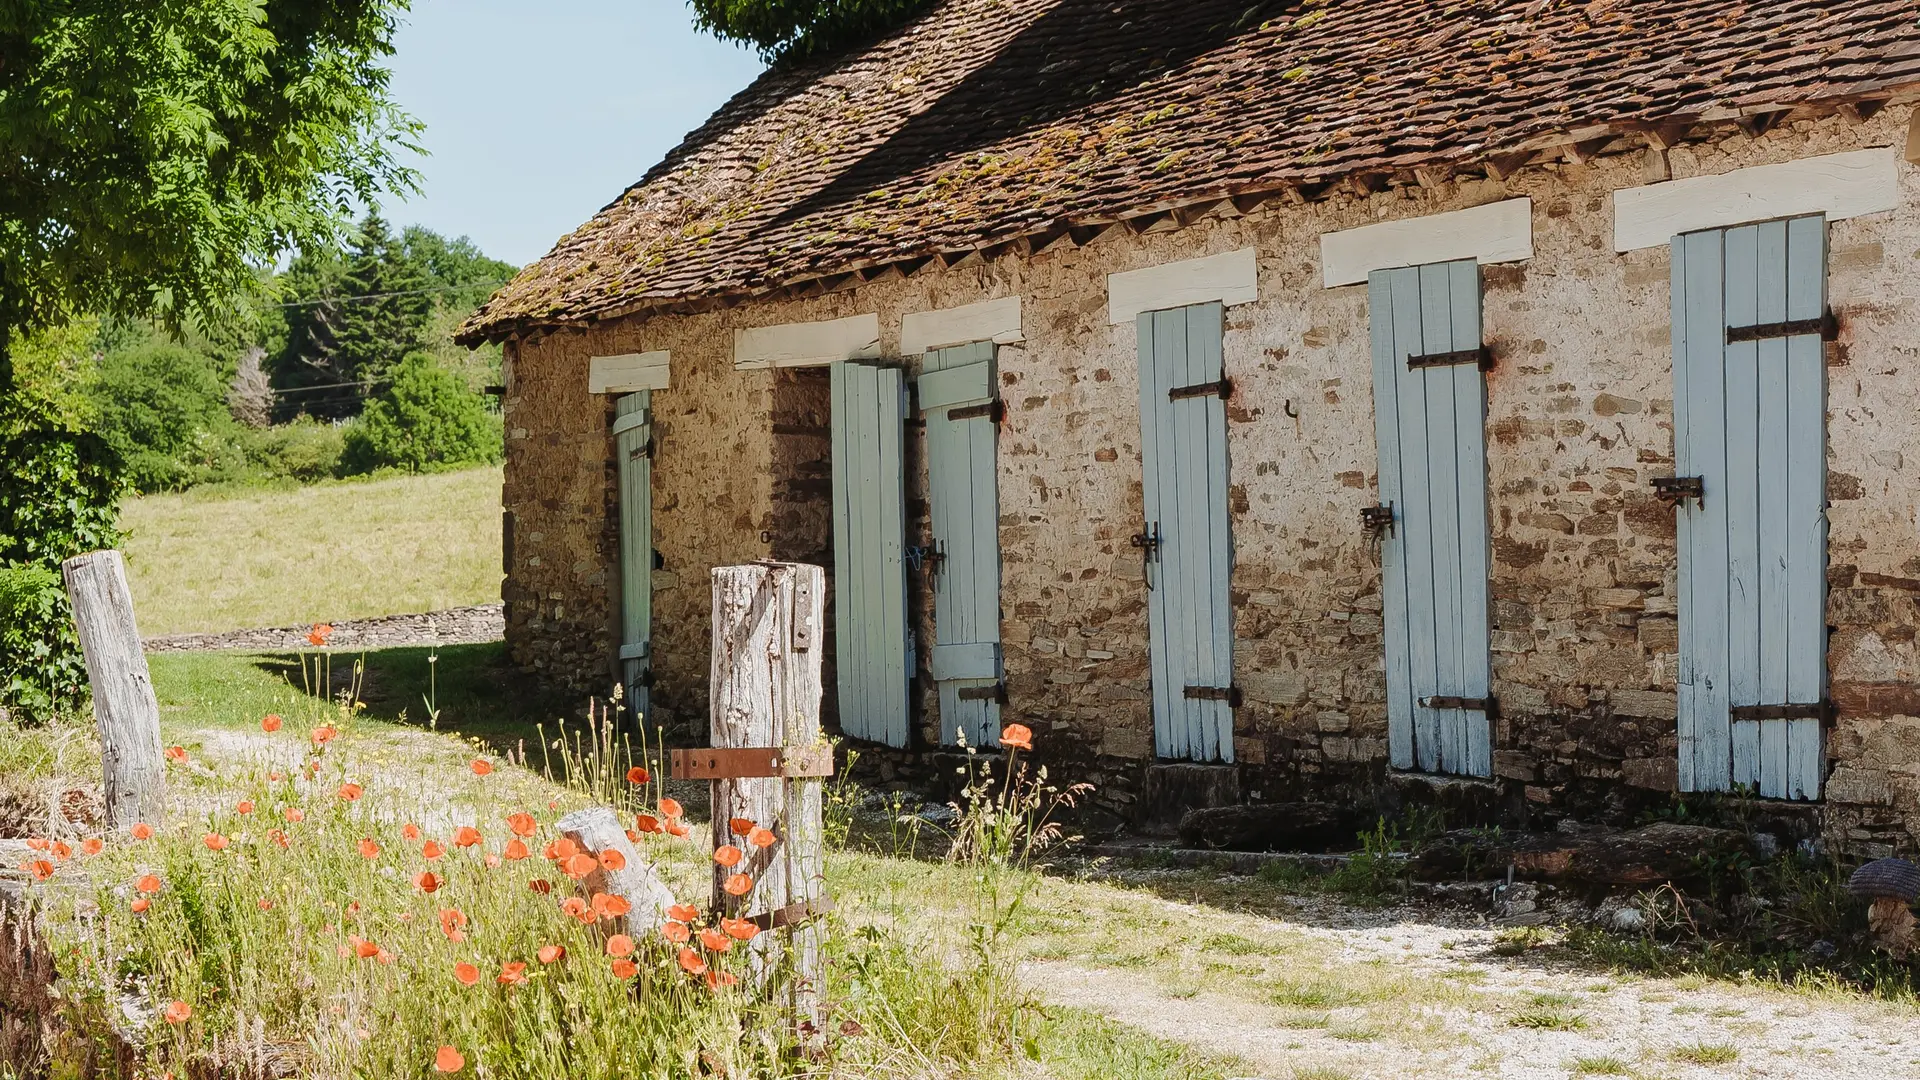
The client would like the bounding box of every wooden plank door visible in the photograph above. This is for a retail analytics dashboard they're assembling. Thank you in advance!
[614,391,653,720]
[830,361,911,748]
[919,340,1004,748]
[1673,216,1827,800]
[1137,302,1234,762]
[1368,260,1493,778]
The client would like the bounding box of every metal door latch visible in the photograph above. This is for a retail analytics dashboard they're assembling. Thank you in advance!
[905,544,946,575]
[1651,476,1704,508]
[1361,503,1395,538]
[1131,523,1161,589]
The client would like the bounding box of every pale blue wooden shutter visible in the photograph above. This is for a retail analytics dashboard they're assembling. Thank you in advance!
[613,391,652,719]
[1137,302,1233,762]
[1369,261,1492,778]
[1675,215,1826,800]
[920,341,1003,748]
[830,362,911,747]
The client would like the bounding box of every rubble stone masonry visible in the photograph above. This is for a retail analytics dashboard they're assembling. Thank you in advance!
[502,108,1920,851]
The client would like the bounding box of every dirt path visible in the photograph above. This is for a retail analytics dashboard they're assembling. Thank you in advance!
[1022,889,1920,1080]
[142,604,503,653]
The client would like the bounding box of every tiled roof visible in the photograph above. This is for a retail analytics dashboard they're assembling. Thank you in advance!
[459,0,1920,342]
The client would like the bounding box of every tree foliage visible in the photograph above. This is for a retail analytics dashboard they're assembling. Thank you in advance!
[341,353,501,475]
[690,0,936,62]
[90,342,238,492]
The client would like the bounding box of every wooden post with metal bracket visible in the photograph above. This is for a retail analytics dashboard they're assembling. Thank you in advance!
[695,561,830,1037]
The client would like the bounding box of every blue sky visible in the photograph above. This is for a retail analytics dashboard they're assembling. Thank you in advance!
[387,0,765,267]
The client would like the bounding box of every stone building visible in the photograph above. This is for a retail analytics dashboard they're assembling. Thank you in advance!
[459,0,1920,851]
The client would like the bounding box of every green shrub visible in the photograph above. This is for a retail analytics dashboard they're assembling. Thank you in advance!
[0,564,85,722]
[242,417,346,482]
[340,353,501,475]
[89,341,238,492]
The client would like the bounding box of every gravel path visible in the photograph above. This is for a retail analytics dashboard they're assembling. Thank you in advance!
[141,604,503,653]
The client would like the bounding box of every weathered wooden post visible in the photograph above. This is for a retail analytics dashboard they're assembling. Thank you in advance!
[61,551,165,828]
[675,561,829,1034]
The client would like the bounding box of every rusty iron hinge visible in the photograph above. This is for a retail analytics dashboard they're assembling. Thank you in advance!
[1407,345,1493,371]
[669,745,834,780]
[1651,476,1704,508]
[1168,376,1232,401]
[1420,695,1500,721]
[956,683,1008,704]
[946,400,1003,423]
[748,895,834,931]
[1184,684,1243,707]
[1361,503,1395,538]
[1726,310,1837,344]
[1729,701,1835,725]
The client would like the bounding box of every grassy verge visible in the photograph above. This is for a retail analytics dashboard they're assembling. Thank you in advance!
[119,465,503,636]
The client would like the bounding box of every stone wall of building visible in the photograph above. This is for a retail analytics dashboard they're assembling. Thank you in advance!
[501,107,1920,847]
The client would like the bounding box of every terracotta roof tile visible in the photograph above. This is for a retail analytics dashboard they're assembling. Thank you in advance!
[460,0,1920,341]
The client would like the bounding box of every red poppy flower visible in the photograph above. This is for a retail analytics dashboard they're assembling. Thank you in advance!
[599,849,626,871]
[434,1045,464,1073]
[626,766,650,784]
[706,969,740,990]
[355,938,380,959]
[677,948,706,975]
[337,783,363,801]
[257,898,274,910]
[721,917,760,942]
[528,878,553,895]
[546,837,579,861]
[497,962,528,986]
[24,838,46,851]
[665,820,690,838]
[747,827,777,849]
[453,962,480,986]
[165,746,188,763]
[311,725,338,745]
[80,838,103,856]
[268,829,290,849]
[713,845,743,868]
[131,896,150,913]
[422,841,446,860]
[204,833,230,851]
[416,872,442,893]
[560,896,591,922]
[538,944,565,964]
[357,838,380,859]
[135,873,162,894]
[268,770,284,782]
[402,823,421,841]
[634,815,662,834]
[470,759,493,777]
[454,826,483,848]
[592,893,632,919]
[563,853,597,880]
[667,903,699,923]
[605,934,635,958]
[163,1000,191,1025]
[483,853,501,869]
[503,839,530,861]
[307,623,334,647]
[284,807,305,823]
[611,958,638,979]
[661,921,691,944]
[130,823,154,840]
[49,841,71,861]
[999,723,1034,751]
[723,873,753,897]
[506,813,537,837]
[439,908,467,941]
[658,798,683,820]
[235,801,254,815]
[27,860,54,882]
[699,928,731,953]
[728,817,756,836]
[261,714,283,732]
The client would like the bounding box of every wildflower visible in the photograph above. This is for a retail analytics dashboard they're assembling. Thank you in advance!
[130,823,154,840]
[560,897,592,923]
[667,903,699,923]
[422,841,445,860]
[483,853,501,869]
[721,917,760,942]
[528,878,553,895]
[470,759,493,777]
[402,823,421,841]
[433,1046,465,1073]
[546,837,579,861]
[337,783,363,801]
[497,962,528,986]
[634,814,662,834]
[416,872,442,893]
[439,908,467,942]
[268,771,284,782]
[261,714,283,732]
[354,938,379,959]
[728,817,755,836]
[699,928,731,953]
[453,962,480,986]
[706,969,740,990]
[268,829,289,849]
[611,958,638,978]
[358,838,380,859]
[80,838,103,856]
[26,860,54,882]
[49,841,71,860]
[713,845,743,868]
[677,948,706,975]
[284,807,305,823]
[658,798,683,820]
[454,826,483,848]
[135,874,162,894]
[665,820,690,838]
[723,873,753,897]
[563,853,597,880]
[592,893,632,919]
[661,921,691,944]
[599,849,626,871]
[307,623,333,647]
[24,838,46,851]
[1000,723,1034,751]
[625,829,641,843]
[236,801,254,815]
[503,839,530,861]
[506,813,537,837]
[204,833,230,852]
[605,934,635,958]
[163,1000,192,1025]
[626,766,649,784]
[537,944,565,964]
[131,897,150,913]
[258,898,274,911]
[165,746,188,763]
[311,725,338,745]
[747,826,777,849]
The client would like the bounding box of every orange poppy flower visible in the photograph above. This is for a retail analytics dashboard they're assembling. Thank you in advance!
[470,759,493,777]
[454,826,483,848]
[204,833,230,851]
[713,845,743,868]
[130,823,154,840]
[422,841,446,860]
[611,958,638,979]
[283,807,305,823]
[261,713,283,732]
[49,840,71,861]
[355,938,380,959]
[625,829,641,843]
[416,872,442,893]
[402,823,421,841]
[721,917,760,942]
[667,903,699,923]
[634,815,662,834]
[307,623,333,647]
[235,801,254,815]
[27,860,54,882]
[257,898,274,910]
[135,874,162,894]
[311,725,338,745]
[131,896,150,913]
[728,817,756,836]
[453,962,480,986]
[605,934,635,958]
[506,813,536,837]
[665,820,690,838]
[483,853,501,869]
[559,896,591,921]
[626,766,650,784]
[699,928,731,953]
[723,873,753,897]
[165,746,188,763]
[433,1046,464,1073]
[537,944,565,964]
[528,878,553,895]
[503,839,530,861]
[999,723,1034,751]
[24,838,47,851]
[677,948,706,975]
[747,827,777,849]
[338,783,363,801]
[658,798,683,820]
[661,921,691,944]
[598,849,626,871]
[563,854,597,880]
[706,969,740,990]
[357,838,380,859]
[546,837,579,861]
[163,1000,191,1024]
[592,893,632,919]
[80,838,103,856]
[268,770,284,782]
[268,829,289,849]
[497,962,528,985]
[347,901,361,918]
[439,909,467,941]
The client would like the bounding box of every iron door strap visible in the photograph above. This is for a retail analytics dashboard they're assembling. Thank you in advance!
[946,400,1003,422]
[1725,310,1837,343]
[1729,701,1835,724]
[1184,684,1242,707]
[955,683,1008,704]
[1406,345,1493,371]
[1419,695,1499,720]
[1168,376,1232,401]
[1651,476,1704,508]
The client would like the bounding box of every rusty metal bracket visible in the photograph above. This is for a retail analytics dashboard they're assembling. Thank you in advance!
[791,573,816,651]
[1651,476,1704,508]
[956,683,1008,704]
[946,400,1003,423]
[1169,376,1232,401]
[1730,701,1835,725]
[1407,345,1493,371]
[1726,310,1837,344]
[749,895,835,931]
[1420,695,1500,721]
[669,745,834,780]
[1361,503,1395,539]
[1184,684,1243,707]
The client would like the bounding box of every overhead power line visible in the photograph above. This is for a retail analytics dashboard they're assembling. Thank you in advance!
[264,281,512,309]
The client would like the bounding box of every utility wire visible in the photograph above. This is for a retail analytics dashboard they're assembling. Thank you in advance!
[263,281,512,309]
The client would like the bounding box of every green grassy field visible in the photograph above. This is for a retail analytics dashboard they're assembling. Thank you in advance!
[118,467,503,636]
